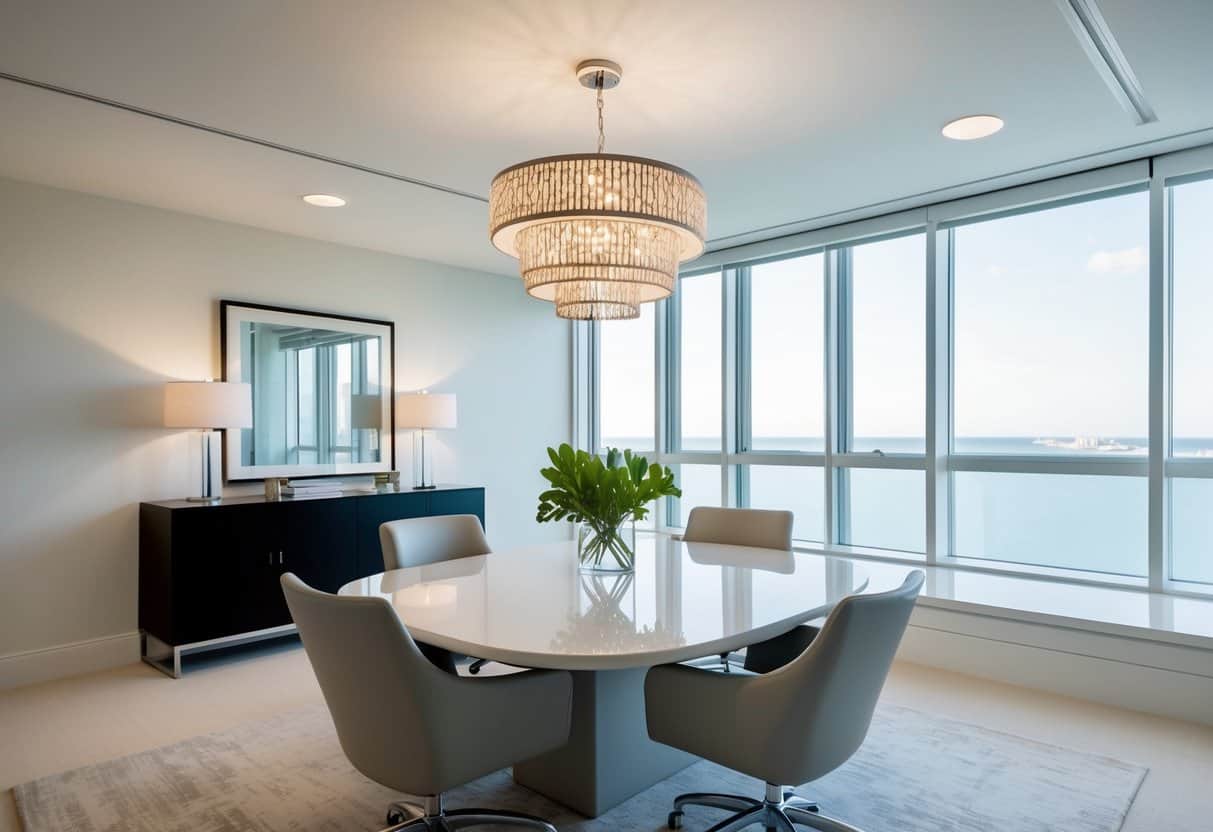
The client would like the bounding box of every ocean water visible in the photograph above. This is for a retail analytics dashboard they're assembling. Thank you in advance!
[600,436,1213,584]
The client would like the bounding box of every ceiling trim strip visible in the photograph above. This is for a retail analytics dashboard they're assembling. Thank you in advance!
[0,70,489,204]
[1054,0,1157,126]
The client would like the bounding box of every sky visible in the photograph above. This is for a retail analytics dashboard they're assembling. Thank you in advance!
[599,181,1213,446]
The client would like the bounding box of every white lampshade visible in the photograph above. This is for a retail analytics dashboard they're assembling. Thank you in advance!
[163,381,253,429]
[397,392,456,430]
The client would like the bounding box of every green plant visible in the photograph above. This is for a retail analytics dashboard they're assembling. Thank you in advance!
[537,444,681,569]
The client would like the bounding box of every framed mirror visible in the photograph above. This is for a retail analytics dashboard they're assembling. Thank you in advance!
[221,300,394,481]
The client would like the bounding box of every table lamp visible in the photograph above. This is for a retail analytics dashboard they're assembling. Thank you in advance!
[397,391,456,489]
[164,380,253,502]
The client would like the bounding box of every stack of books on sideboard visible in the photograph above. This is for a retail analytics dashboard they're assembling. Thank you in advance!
[282,476,378,498]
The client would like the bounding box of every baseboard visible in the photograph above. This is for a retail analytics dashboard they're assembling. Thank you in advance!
[0,631,141,691]
[899,606,1213,726]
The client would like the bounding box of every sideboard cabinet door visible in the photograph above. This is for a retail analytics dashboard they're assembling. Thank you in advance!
[173,503,275,644]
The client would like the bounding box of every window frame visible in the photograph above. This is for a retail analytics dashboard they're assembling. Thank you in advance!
[1155,145,1213,593]
[579,148,1213,598]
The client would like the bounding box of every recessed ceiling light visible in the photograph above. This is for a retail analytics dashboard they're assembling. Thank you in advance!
[302,194,347,207]
[941,115,1004,141]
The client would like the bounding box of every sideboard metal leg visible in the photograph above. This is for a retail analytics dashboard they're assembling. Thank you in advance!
[140,632,182,679]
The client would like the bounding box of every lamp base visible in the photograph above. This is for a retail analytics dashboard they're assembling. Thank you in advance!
[414,484,437,491]
[187,495,223,503]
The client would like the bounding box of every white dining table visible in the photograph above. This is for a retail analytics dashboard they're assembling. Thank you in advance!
[339,533,868,817]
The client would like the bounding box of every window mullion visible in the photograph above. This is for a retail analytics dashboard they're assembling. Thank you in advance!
[663,287,682,523]
[736,267,753,454]
[1147,168,1171,591]
[722,267,739,507]
[824,250,841,546]
[654,299,668,528]
[666,285,682,455]
[590,321,601,453]
[925,223,952,565]
[735,266,753,508]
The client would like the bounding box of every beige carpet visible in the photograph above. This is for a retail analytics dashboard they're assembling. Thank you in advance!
[14,702,1145,831]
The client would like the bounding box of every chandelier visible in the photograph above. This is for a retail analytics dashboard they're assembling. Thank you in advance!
[488,60,707,320]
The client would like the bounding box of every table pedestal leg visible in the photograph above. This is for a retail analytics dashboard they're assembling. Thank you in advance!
[513,667,697,817]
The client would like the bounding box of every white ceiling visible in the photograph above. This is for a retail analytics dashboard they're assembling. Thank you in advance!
[1,0,1211,276]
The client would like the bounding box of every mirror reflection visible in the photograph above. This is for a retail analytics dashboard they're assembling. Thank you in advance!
[236,321,385,466]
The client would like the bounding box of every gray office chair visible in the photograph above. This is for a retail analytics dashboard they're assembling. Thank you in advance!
[380,514,491,571]
[281,573,573,832]
[682,506,793,551]
[682,507,816,674]
[380,514,494,674]
[645,571,924,832]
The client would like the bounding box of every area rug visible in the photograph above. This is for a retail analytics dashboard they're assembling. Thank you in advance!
[14,703,1146,832]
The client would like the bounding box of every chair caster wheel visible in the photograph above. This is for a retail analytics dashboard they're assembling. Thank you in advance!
[469,665,481,675]
[668,810,684,829]
[386,802,414,825]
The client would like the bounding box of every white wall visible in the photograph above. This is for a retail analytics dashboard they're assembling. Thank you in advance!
[0,176,570,683]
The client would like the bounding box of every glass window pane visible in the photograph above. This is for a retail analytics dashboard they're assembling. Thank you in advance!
[1170,478,1213,585]
[670,463,720,527]
[679,272,721,451]
[600,304,655,452]
[749,254,824,451]
[850,235,925,453]
[1171,178,1213,457]
[953,191,1149,455]
[298,347,316,447]
[335,343,352,446]
[953,472,1146,576]
[842,468,925,552]
[744,465,824,542]
[366,338,380,388]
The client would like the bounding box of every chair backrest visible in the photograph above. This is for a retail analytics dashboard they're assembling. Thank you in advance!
[280,572,449,795]
[763,571,924,783]
[682,506,793,551]
[379,514,490,571]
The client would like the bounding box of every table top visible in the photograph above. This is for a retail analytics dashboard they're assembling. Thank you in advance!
[338,534,868,670]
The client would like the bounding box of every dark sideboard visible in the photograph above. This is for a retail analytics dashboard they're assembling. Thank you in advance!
[138,485,485,677]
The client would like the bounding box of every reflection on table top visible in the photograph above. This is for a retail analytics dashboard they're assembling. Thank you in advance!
[339,534,868,670]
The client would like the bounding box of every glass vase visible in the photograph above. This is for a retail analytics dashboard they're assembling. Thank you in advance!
[577,521,636,573]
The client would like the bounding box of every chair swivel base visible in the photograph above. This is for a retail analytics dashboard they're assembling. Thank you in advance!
[666,783,862,832]
[383,794,558,832]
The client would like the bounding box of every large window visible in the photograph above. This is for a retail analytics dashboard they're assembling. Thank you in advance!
[953,472,1147,576]
[949,191,1150,577]
[586,149,1213,592]
[1168,175,1213,585]
[1171,178,1213,457]
[849,235,925,453]
[747,253,824,452]
[599,304,655,452]
[678,271,721,451]
[670,463,721,528]
[953,192,1149,454]
[745,465,825,542]
[842,468,925,553]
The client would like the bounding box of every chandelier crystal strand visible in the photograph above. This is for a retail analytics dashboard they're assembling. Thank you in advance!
[488,59,707,320]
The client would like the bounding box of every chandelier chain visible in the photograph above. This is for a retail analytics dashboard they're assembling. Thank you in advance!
[596,76,605,153]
